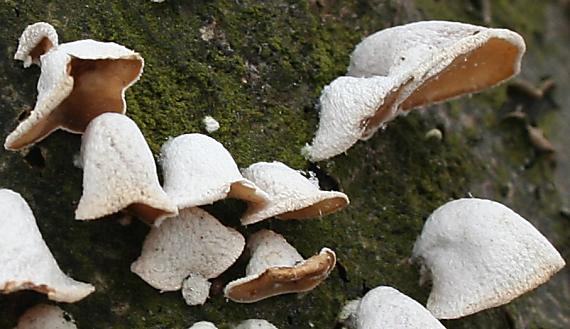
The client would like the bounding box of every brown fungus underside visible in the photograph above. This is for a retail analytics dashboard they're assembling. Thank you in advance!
[278,196,350,220]
[28,37,54,64]
[225,249,336,303]
[8,58,142,150]
[363,37,520,137]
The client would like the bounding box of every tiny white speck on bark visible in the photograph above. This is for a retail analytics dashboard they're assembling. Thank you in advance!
[203,116,220,133]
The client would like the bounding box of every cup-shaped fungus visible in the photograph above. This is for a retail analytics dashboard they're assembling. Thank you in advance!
[0,189,94,303]
[75,113,177,225]
[235,319,279,329]
[6,23,144,150]
[412,198,566,319]
[240,161,349,225]
[131,207,245,305]
[189,322,218,329]
[341,286,446,329]
[224,229,336,303]
[161,134,269,209]
[14,22,58,68]
[15,304,77,329]
[304,21,525,161]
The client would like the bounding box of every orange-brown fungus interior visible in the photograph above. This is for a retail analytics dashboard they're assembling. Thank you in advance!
[1,281,53,295]
[278,196,348,220]
[10,57,142,150]
[58,58,143,131]
[362,79,411,138]
[127,203,174,225]
[228,182,267,204]
[400,38,519,111]
[227,251,335,302]
[29,37,54,62]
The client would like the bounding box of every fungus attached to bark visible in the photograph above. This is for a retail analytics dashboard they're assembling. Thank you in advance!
[224,229,336,303]
[304,20,525,161]
[240,161,349,225]
[235,319,279,329]
[302,76,400,161]
[412,198,566,319]
[75,113,177,225]
[0,189,94,303]
[161,134,269,210]
[131,207,245,305]
[15,304,77,329]
[341,286,446,329]
[188,322,218,329]
[14,22,58,68]
[6,23,143,150]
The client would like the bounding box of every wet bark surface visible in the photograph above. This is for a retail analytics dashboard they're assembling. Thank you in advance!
[0,1,568,328]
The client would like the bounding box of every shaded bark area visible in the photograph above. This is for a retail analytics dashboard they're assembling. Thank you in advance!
[0,0,568,328]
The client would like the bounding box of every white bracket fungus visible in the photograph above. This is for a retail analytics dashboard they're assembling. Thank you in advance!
[234,319,279,329]
[224,229,336,303]
[304,20,526,161]
[188,322,218,329]
[75,113,177,225]
[341,286,446,329]
[412,198,566,319]
[14,22,58,68]
[302,76,400,161]
[131,207,245,305]
[6,23,144,150]
[161,134,269,210]
[0,189,94,303]
[14,304,77,329]
[240,161,349,225]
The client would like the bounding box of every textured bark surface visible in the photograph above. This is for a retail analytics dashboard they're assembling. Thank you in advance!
[0,0,568,328]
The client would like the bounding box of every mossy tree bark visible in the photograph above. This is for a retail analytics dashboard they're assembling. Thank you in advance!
[0,0,568,328]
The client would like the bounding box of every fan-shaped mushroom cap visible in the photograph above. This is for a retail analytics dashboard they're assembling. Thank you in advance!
[5,39,143,151]
[14,22,58,68]
[302,76,401,161]
[75,113,177,225]
[131,207,245,305]
[161,134,269,210]
[240,161,349,225]
[224,229,336,303]
[188,322,218,329]
[353,286,446,329]
[0,189,94,303]
[15,304,77,329]
[412,198,566,319]
[349,21,524,111]
[234,319,279,329]
[304,21,525,161]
